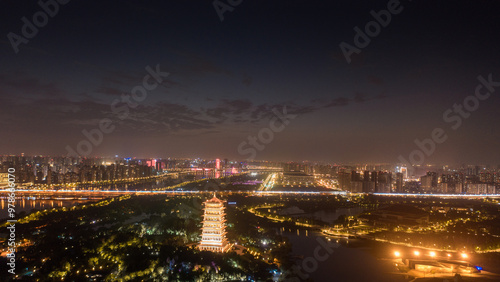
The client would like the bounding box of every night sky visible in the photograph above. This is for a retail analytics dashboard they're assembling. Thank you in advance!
[1,0,499,164]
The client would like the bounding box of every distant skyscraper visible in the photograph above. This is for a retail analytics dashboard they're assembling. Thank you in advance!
[421,172,438,193]
[420,175,433,192]
[338,171,351,191]
[377,171,392,193]
[47,169,52,185]
[363,171,371,182]
[351,171,361,182]
[351,181,363,193]
[396,173,403,193]
[397,166,408,179]
[199,194,230,253]
[362,181,376,193]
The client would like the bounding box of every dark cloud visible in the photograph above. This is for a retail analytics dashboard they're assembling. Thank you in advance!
[0,69,391,140]
[96,86,123,96]
[0,73,63,98]
[323,97,350,108]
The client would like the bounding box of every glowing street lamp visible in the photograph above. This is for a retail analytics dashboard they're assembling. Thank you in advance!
[429,251,436,257]
[394,251,401,257]
[461,253,468,259]
[414,251,420,256]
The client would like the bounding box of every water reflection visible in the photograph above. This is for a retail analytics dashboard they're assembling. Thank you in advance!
[278,206,404,282]
[0,197,97,219]
[281,228,405,282]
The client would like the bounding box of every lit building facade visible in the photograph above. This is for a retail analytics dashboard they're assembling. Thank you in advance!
[198,195,230,253]
[0,173,8,188]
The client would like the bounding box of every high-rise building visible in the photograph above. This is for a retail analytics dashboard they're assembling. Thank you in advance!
[396,166,408,179]
[420,175,432,192]
[363,171,371,182]
[351,171,361,182]
[467,183,488,194]
[338,171,351,191]
[437,182,448,194]
[362,181,376,193]
[396,172,403,193]
[351,181,363,193]
[377,171,392,193]
[199,195,230,253]
[420,172,438,193]
[480,172,494,183]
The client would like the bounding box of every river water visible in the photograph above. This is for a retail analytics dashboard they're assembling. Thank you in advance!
[281,228,406,282]
[280,207,500,281]
[0,197,97,220]
[278,207,406,281]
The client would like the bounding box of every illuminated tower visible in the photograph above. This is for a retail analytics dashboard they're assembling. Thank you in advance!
[215,158,221,178]
[198,194,230,253]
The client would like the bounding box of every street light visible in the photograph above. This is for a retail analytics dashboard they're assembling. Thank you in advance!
[429,251,436,257]
[461,253,468,259]
[414,251,420,256]
[394,251,401,257]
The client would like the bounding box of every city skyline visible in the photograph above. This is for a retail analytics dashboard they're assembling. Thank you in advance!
[2,154,500,194]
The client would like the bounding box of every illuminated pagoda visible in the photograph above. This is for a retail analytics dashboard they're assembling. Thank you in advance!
[198,194,230,253]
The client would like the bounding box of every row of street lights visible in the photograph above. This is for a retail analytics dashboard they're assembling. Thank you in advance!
[394,250,468,259]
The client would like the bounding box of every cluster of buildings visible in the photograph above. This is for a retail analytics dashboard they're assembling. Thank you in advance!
[0,156,157,185]
[2,155,499,194]
[0,155,242,186]
[419,171,498,194]
[337,169,500,194]
[248,161,500,195]
[338,170,394,193]
[335,164,500,194]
